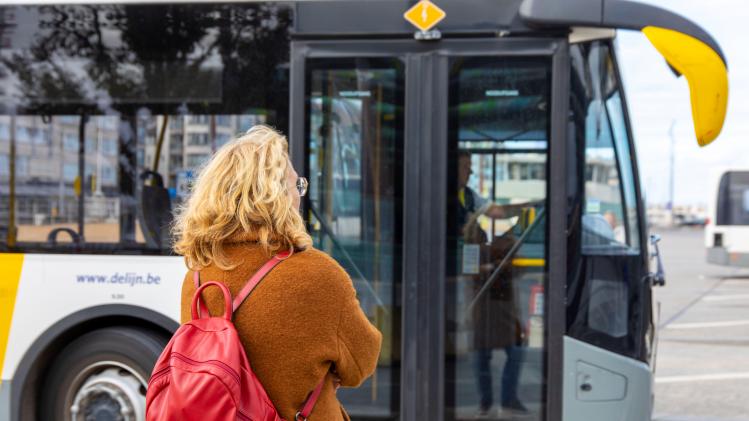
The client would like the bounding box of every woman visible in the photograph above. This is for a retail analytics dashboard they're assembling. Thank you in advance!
[173,125,382,420]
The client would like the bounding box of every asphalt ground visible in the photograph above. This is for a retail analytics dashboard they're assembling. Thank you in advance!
[652,228,749,421]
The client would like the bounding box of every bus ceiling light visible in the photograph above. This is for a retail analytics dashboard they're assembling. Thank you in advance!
[520,0,729,146]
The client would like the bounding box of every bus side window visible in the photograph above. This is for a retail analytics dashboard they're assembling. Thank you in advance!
[0,3,293,254]
[579,44,636,253]
[0,113,269,253]
[606,91,641,251]
[4,116,122,248]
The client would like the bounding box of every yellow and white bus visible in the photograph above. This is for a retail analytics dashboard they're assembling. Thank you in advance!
[0,0,728,420]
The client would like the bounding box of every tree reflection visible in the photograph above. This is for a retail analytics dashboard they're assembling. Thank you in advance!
[0,3,292,117]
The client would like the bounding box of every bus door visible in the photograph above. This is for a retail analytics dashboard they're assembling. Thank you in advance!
[290,38,569,421]
[564,40,653,421]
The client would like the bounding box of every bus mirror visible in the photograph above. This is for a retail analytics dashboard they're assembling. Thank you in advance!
[520,0,729,146]
[642,27,727,146]
[649,234,666,287]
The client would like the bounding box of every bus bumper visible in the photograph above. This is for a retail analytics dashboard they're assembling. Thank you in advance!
[707,247,749,267]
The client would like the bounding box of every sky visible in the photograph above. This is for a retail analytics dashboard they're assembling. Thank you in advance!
[616,0,749,207]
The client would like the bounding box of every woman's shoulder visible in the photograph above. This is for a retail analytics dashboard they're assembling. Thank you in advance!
[282,247,353,290]
[291,247,346,272]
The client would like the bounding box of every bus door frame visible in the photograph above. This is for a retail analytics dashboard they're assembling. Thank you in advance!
[289,37,569,421]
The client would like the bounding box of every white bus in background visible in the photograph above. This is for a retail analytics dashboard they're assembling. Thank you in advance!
[706,169,749,267]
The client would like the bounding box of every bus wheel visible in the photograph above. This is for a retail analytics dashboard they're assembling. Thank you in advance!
[39,327,168,421]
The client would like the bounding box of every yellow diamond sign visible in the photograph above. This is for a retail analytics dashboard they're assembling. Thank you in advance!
[404,0,446,32]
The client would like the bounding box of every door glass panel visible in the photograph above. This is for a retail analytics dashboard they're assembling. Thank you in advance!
[606,92,640,250]
[446,57,550,421]
[306,58,403,419]
[581,98,630,251]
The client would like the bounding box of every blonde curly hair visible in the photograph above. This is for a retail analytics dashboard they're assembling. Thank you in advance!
[172,125,312,270]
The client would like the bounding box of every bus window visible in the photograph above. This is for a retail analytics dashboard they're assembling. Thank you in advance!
[0,3,292,254]
[0,112,277,252]
[446,57,550,419]
[607,91,640,250]
[3,116,121,246]
[579,45,639,254]
[581,99,627,249]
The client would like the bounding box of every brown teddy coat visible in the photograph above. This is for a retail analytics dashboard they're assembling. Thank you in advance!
[180,235,382,421]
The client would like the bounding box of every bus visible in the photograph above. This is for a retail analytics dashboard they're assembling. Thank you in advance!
[0,1,728,420]
[706,170,749,267]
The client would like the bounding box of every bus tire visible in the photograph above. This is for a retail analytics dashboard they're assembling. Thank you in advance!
[39,326,168,421]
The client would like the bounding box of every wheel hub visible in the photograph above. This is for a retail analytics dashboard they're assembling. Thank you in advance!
[70,366,145,421]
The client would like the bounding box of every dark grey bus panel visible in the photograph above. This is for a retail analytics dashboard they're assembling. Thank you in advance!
[294,0,535,37]
[520,0,729,146]
[519,0,725,61]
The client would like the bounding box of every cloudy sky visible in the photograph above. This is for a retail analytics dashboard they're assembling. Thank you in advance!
[617,0,748,206]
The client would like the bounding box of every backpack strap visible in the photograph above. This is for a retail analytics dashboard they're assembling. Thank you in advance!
[191,281,233,321]
[193,250,293,316]
[232,249,292,312]
[233,250,324,420]
[295,380,325,421]
[193,271,210,317]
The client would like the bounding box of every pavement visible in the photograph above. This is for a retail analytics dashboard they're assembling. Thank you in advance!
[652,228,749,421]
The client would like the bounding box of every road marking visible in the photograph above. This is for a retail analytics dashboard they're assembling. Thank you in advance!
[704,293,749,302]
[656,372,749,384]
[666,320,749,329]
[722,279,749,284]
[661,337,749,346]
[658,278,724,329]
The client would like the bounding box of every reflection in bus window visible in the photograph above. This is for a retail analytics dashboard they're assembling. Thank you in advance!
[0,112,271,250]
[578,43,641,254]
[0,2,293,254]
[607,91,640,250]
[582,99,628,248]
[2,116,121,245]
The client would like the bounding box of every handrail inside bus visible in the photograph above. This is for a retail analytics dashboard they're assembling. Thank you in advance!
[464,207,546,316]
[307,204,389,313]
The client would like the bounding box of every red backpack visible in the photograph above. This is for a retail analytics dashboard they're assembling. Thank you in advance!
[146,253,323,421]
